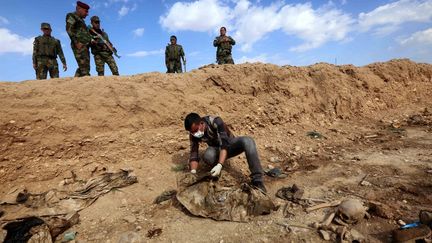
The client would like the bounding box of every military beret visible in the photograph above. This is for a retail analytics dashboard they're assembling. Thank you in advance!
[77,1,90,10]
[91,16,100,22]
[41,23,51,29]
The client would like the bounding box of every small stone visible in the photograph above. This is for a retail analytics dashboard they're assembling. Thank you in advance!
[360,180,372,186]
[123,215,136,224]
[427,170,432,174]
[319,230,331,241]
[288,130,296,135]
[402,200,408,204]
[294,146,301,151]
[267,164,274,170]
[269,157,280,163]
[397,219,406,226]
[135,226,142,231]
[9,120,15,124]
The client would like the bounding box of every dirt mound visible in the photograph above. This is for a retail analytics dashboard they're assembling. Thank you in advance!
[0,59,431,242]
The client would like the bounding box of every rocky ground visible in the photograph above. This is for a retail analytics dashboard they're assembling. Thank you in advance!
[0,59,431,242]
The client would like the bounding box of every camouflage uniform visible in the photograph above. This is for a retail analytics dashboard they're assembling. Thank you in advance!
[32,29,66,80]
[66,12,92,77]
[213,36,235,65]
[165,44,185,73]
[89,28,119,76]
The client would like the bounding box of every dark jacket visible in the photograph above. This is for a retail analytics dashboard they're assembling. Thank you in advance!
[189,116,234,162]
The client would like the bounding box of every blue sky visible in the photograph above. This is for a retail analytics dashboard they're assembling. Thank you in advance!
[1,0,432,81]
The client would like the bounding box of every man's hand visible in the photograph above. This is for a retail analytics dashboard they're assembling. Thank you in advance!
[75,42,83,50]
[63,64,67,72]
[33,64,37,70]
[210,163,222,177]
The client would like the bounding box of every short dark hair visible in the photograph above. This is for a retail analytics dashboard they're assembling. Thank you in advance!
[220,26,226,31]
[184,113,201,131]
[170,35,177,40]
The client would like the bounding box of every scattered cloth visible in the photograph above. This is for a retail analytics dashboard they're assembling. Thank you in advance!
[1,170,137,220]
[154,190,177,204]
[176,173,276,222]
[276,184,304,203]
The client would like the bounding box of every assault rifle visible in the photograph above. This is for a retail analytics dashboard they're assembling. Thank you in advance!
[88,26,121,58]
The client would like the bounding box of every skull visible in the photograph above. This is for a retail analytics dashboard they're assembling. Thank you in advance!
[335,199,366,225]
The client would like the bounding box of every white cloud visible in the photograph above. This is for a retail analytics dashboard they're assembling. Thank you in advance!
[0,28,34,55]
[399,28,432,45]
[127,49,164,57]
[118,6,130,17]
[160,0,354,52]
[237,54,268,63]
[237,53,290,65]
[118,3,137,17]
[359,0,432,34]
[0,16,9,25]
[279,3,354,52]
[159,0,232,32]
[132,27,145,37]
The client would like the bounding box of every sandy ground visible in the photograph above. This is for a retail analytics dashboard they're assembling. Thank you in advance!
[0,59,431,242]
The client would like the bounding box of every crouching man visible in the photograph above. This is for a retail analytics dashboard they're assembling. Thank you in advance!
[184,112,267,192]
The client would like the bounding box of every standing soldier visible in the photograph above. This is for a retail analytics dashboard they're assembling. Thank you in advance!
[89,16,119,76]
[32,23,67,80]
[213,27,235,65]
[165,35,186,73]
[66,1,92,77]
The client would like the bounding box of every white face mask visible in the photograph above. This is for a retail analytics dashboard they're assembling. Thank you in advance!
[192,130,204,138]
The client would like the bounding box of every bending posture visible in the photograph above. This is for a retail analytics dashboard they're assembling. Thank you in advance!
[184,113,266,192]
[33,23,67,80]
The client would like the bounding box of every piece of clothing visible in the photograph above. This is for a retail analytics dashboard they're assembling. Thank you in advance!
[66,12,91,46]
[166,61,182,73]
[94,52,119,76]
[213,36,235,65]
[165,44,185,73]
[189,116,233,162]
[35,57,59,80]
[32,35,66,80]
[202,137,264,182]
[72,45,90,77]
[66,12,91,77]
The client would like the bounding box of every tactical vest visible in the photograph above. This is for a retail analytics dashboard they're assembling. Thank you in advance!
[166,45,182,61]
[217,37,232,56]
[35,36,58,58]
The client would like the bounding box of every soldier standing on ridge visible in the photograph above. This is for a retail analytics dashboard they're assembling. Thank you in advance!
[213,27,235,65]
[165,35,186,73]
[89,16,119,76]
[66,1,92,77]
[32,23,67,80]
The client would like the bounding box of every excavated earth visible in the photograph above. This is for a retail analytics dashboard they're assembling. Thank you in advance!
[0,59,431,242]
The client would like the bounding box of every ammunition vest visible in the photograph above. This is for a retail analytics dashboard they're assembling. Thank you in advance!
[35,36,58,58]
